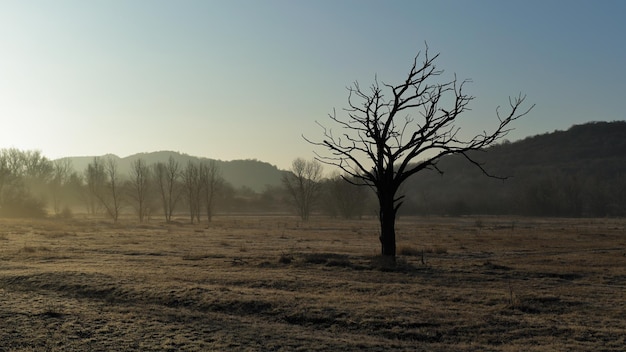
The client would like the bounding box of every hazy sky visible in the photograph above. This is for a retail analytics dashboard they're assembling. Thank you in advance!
[1,1,624,169]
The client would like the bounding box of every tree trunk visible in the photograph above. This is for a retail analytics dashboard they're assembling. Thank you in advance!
[378,192,397,259]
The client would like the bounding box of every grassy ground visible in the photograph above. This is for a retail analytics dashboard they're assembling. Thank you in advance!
[0,215,625,351]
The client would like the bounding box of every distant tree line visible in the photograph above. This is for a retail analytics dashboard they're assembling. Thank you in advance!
[400,160,626,218]
[0,149,375,221]
[81,156,226,223]
[2,120,624,220]
[0,149,50,218]
[0,150,229,222]
[399,121,626,217]
[281,158,375,221]
[280,122,626,220]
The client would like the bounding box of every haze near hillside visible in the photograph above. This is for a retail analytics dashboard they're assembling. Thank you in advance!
[403,121,626,217]
[59,151,287,193]
[56,121,626,217]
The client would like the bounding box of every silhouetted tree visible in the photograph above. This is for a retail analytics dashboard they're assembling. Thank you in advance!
[199,160,222,222]
[127,158,151,222]
[283,158,323,220]
[182,161,202,223]
[85,157,123,221]
[308,45,533,259]
[103,157,123,222]
[153,156,181,222]
[85,157,107,216]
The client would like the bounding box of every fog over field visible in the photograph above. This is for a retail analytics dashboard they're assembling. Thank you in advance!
[1,121,624,220]
[1,1,625,350]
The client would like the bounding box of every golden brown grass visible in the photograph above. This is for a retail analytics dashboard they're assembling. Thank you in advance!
[0,215,625,351]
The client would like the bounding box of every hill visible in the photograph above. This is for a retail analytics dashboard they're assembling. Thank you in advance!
[401,121,626,217]
[55,121,626,217]
[59,151,287,193]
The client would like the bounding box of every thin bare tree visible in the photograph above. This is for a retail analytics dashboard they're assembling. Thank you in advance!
[127,158,151,222]
[182,161,202,223]
[308,45,533,259]
[102,157,123,222]
[83,161,102,216]
[199,160,222,223]
[153,156,181,222]
[85,157,107,217]
[282,158,323,221]
[85,157,123,221]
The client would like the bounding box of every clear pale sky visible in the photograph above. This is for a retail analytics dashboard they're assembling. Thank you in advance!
[1,1,624,170]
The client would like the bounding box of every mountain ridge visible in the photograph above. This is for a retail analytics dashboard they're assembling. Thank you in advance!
[403,120,626,216]
[58,151,288,193]
[55,120,626,217]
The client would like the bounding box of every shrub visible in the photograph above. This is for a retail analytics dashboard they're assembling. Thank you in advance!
[278,252,293,264]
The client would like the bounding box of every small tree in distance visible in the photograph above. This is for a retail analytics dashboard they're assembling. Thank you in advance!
[199,160,222,223]
[182,161,202,223]
[153,156,181,223]
[283,158,323,221]
[85,157,122,222]
[127,158,151,222]
[103,157,123,222]
[307,45,534,260]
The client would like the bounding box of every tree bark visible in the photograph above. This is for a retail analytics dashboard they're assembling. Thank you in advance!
[378,192,397,258]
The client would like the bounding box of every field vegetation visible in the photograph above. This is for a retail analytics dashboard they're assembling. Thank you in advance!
[1,215,624,351]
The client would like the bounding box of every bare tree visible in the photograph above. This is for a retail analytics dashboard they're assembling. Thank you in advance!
[3,149,52,181]
[153,156,181,222]
[1,149,53,201]
[199,160,222,223]
[83,161,102,216]
[103,157,123,222]
[182,161,202,223]
[85,157,107,217]
[127,158,151,222]
[282,158,323,221]
[85,157,123,221]
[308,45,533,259]
[49,159,73,216]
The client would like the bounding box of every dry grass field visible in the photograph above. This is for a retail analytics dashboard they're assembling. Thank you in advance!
[0,215,625,351]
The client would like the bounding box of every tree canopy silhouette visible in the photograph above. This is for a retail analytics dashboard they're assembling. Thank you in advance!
[308,45,534,259]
